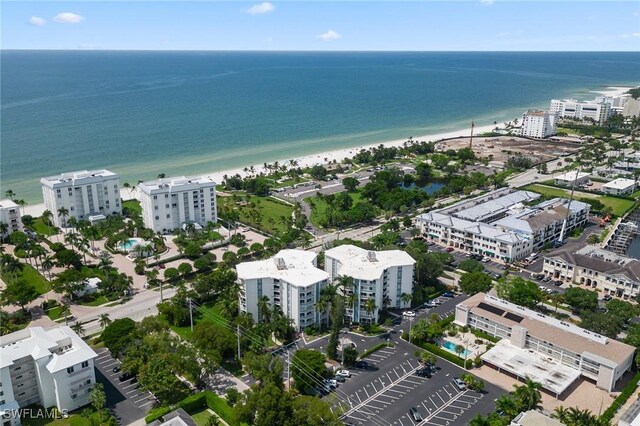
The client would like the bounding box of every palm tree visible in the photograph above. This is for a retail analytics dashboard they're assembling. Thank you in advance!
[59,303,71,325]
[513,377,543,411]
[495,394,519,419]
[469,414,491,426]
[364,297,377,321]
[400,292,412,308]
[15,199,27,216]
[30,244,46,271]
[71,322,86,337]
[5,189,15,200]
[551,406,569,423]
[0,254,23,282]
[42,209,54,227]
[0,222,8,250]
[42,256,55,280]
[257,296,271,324]
[85,226,100,251]
[57,207,70,228]
[98,313,112,330]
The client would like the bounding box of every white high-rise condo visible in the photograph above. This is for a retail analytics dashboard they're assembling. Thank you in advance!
[0,326,98,420]
[139,176,217,233]
[549,99,612,123]
[41,170,121,227]
[236,250,329,331]
[519,109,556,139]
[324,245,416,324]
[0,200,22,238]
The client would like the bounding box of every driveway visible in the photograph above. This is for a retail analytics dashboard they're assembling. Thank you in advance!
[94,348,156,425]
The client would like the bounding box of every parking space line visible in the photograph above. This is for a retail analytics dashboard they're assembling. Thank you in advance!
[121,382,139,391]
[138,400,154,408]
[126,388,139,395]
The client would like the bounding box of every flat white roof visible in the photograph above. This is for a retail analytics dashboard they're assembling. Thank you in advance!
[554,171,590,182]
[0,326,97,373]
[0,199,19,209]
[41,169,118,185]
[481,340,581,395]
[236,249,328,287]
[603,178,636,190]
[324,245,415,281]
[139,176,216,192]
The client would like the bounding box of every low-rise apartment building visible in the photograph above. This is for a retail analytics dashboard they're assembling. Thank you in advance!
[416,188,589,262]
[519,110,556,139]
[139,176,217,233]
[602,178,636,196]
[456,293,635,394]
[324,245,415,324]
[236,250,329,331]
[41,170,121,227]
[0,326,98,421]
[543,245,640,299]
[554,171,590,187]
[0,200,22,238]
[550,99,612,123]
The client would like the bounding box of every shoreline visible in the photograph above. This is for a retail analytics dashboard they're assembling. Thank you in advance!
[19,85,634,218]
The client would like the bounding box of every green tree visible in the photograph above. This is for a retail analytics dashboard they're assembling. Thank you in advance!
[89,383,107,422]
[563,287,598,313]
[178,262,193,276]
[458,259,484,273]
[291,395,343,425]
[495,277,542,308]
[579,311,624,338]
[1,279,39,311]
[342,176,360,192]
[99,313,112,330]
[291,349,327,394]
[459,272,493,295]
[102,318,137,356]
[513,377,542,411]
[138,357,186,404]
[164,267,180,282]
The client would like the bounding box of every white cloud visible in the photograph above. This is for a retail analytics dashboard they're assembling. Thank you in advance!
[621,33,640,38]
[480,0,495,5]
[244,2,275,15]
[53,12,85,24]
[317,30,341,41]
[29,16,46,26]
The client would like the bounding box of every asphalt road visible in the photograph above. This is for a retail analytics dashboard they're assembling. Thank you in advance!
[94,348,156,425]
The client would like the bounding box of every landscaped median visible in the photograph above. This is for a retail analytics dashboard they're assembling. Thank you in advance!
[359,342,395,359]
[145,390,237,425]
[600,371,640,424]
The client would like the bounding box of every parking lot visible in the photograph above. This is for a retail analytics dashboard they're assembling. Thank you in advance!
[94,348,156,424]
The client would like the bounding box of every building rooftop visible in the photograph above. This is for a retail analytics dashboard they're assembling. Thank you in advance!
[603,178,636,190]
[510,410,564,426]
[139,176,216,192]
[324,245,416,281]
[0,326,98,373]
[546,244,640,283]
[524,109,552,117]
[619,397,640,426]
[460,293,635,365]
[41,170,117,185]
[449,190,540,223]
[554,171,590,182]
[483,340,581,396]
[236,250,328,287]
[0,199,19,209]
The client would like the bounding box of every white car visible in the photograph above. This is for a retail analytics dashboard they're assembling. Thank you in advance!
[452,378,466,390]
[324,379,338,388]
[425,302,437,308]
[336,370,351,378]
[403,311,416,318]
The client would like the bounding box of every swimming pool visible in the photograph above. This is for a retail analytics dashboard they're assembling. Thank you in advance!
[118,238,143,252]
[441,340,471,358]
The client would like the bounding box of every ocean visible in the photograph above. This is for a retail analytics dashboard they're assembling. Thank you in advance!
[2,50,640,203]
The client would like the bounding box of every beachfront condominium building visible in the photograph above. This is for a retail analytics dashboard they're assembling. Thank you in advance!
[602,178,636,196]
[543,244,640,300]
[139,176,217,234]
[0,326,98,420]
[416,188,590,262]
[519,110,556,139]
[456,293,635,394]
[0,199,22,238]
[41,170,121,227]
[549,99,612,123]
[324,245,416,324]
[236,250,329,331]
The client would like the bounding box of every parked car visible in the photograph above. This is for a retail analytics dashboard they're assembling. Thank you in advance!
[403,311,416,318]
[493,273,502,280]
[452,378,467,390]
[334,375,346,383]
[554,280,563,287]
[482,257,491,263]
[409,407,423,422]
[603,294,613,301]
[355,361,370,370]
[324,379,338,388]
[336,370,351,378]
[416,367,432,378]
[446,247,454,252]
[112,366,121,373]
[119,372,134,382]
[442,292,455,298]
[424,302,437,308]
[542,276,552,282]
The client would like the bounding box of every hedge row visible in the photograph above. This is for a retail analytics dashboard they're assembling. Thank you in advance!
[145,391,237,425]
[470,328,500,343]
[600,371,640,424]
[359,343,394,360]
[419,342,471,370]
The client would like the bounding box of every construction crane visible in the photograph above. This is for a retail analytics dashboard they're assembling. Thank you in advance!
[556,166,581,247]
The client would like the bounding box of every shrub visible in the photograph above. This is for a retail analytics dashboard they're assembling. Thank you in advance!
[360,343,394,359]
[419,342,470,369]
[600,372,640,423]
[225,388,240,407]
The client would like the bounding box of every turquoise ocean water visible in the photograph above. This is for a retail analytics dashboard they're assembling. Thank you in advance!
[2,51,640,203]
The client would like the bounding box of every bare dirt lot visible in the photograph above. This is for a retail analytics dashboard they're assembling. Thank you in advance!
[436,136,583,165]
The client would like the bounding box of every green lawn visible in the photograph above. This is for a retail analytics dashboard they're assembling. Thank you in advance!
[191,409,213,426]
[122,199,142,214]
[20,408,109,426]
[29,217,58,236]
[0,263,51,295]
[308,192,362,226]
[273,177,310,188]
[46,306,64,321]
[220,194,295,235]
[522,184,636,217]
[171,303,226,341]
[77,294,110,307]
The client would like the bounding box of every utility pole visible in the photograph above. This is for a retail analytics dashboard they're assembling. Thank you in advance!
[469,121,475,149]
[408,317,413,344]
[237,324,242,360]
[188,298,193,332]
[160,280,164,303]
[287,349,291,389]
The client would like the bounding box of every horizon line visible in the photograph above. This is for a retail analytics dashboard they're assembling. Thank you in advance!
[3,48,640,53]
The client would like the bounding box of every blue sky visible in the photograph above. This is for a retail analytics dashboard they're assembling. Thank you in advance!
[2,1,639,51]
